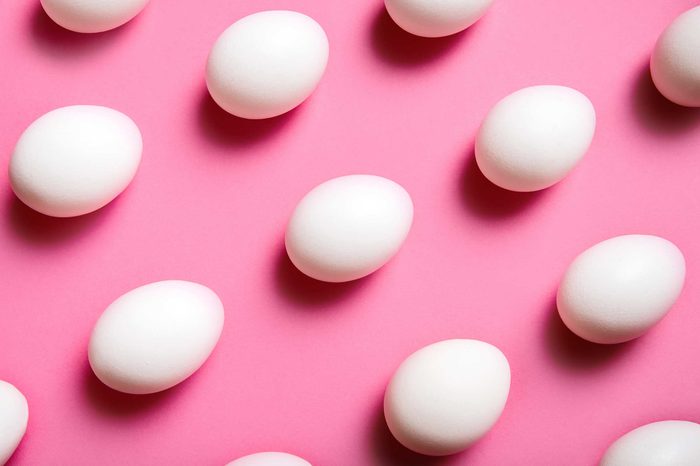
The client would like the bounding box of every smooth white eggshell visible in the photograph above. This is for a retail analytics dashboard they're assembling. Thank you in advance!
[384,339,511,456]
[385,0,493,37]
[41,0,149,33]
[226,452,311,466]
[557,235,685,344]
[0,381,28,465]
[206,10,329,119]
[600,420,700,466]
[651,6,700,107]
[475,85,596,192]
[285,175,413,283]
[10,105,142,218]
[89,280,224,394]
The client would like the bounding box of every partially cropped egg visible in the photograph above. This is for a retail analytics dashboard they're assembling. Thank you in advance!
[41,0,149,33]
[384,339,510,456]
[651,6,700,107]
[557,235,685,344]
[475,85,596,192]
[384,0,493,38]
[10,105,142,218]
[89,280,224,394]
[0,381,28,465]
[226,452,311,466]
[600,420,700,466]
[206,10,329,119]
[285,175,413,283]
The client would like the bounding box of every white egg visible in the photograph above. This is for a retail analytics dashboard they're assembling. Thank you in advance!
[40,0,149,33]
[285,175,413,283]
[226,452,311,466]
[651,6,700,107]
[600,421,700,466]
[475,85,596,192]
[206,11,329,119]
[384,339,510,456]
[385,0,493,38]
[89,280,224,394]
[0,381,28,465]
[557,235,685,344]
[10,105,142,218]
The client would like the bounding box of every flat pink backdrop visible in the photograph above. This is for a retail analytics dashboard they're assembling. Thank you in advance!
[1,0,700,464]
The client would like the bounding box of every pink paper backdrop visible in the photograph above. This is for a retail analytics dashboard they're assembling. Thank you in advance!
[1,0,700,464]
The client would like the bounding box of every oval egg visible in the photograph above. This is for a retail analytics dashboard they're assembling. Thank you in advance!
[10,105,142,218]
[385,0,493,37]
[475,85,596,192]
[384,339,510,456]
[226,452,311,466]
[41,0,150,33]
[285,175,414,283]
[651,6,700,107]
[89,280,224,394]
[600,420,700,466]
[206,10,329,119]
[557,235,685,344]
[0,381,28,465]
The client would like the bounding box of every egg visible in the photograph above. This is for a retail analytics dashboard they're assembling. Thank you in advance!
[285,175,413,283]
[226,452,311,466]
[650,6,700,107]
[557,235,685,344]
[384,339,510,456]
[206,11,329,119]
[10,105,142,218]
[0,381,28,465]
[385,0,493,38]
[600,421,700,466]
[475,85,596,192]
[40,0,149,33]
[89,280,224,394]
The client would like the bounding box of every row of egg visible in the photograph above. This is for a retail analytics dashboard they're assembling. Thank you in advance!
[7,82,593,218]
[2,345,700,464]
[0,230,690,463]
[40,0,700,113]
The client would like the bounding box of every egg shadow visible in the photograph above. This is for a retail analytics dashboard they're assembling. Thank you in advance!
[196,89,297,149]
[631,63,700,135]
[82,362,182,418]
[5,192,112,246]
[369,7,468,67]
[542,299,636,371]
[4,426,28,466]
[28,3,135,58]
[459,151,544,220]
[274,246,367,308]
[368,397,463,466]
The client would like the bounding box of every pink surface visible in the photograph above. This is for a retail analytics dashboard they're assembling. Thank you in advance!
[1,0,700,464]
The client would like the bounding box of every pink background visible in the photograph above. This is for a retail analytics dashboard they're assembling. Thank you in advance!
[1,0,700,464]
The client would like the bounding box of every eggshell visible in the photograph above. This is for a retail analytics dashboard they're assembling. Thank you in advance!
[40,0,149,33]
[384,339,510,456]
[285,175,413,283]
[557,235,685,344]
[206,10,329,119]
[475,85,596,192]
[600,420,700,466]
[385,0,493,37]
[226,452,311,466]
[9,105,142,218]
[89,280,224,394]
[0,381,28,465]
[650,6,700,107]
